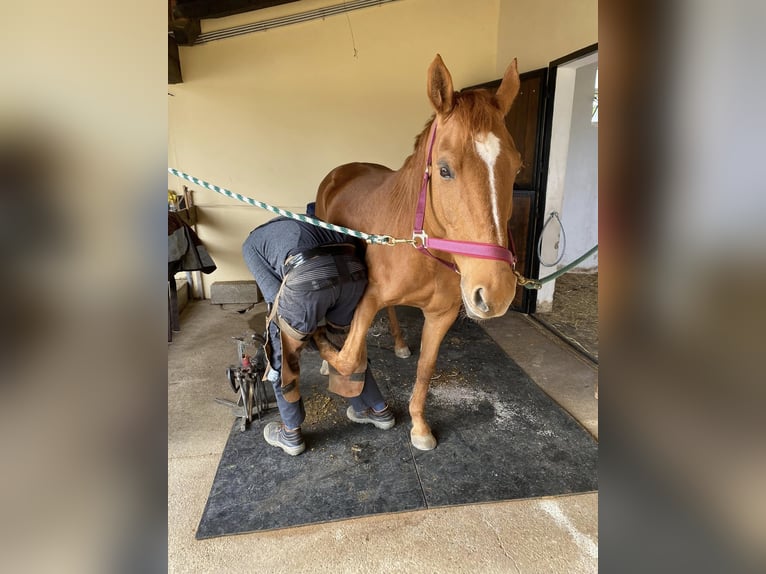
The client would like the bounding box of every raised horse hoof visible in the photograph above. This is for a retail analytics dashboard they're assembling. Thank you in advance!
[320,360,330,376]
[395,346,411,359]
[410,430,437,451]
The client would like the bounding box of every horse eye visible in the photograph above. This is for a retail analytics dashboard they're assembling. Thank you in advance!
[439,165,452,179]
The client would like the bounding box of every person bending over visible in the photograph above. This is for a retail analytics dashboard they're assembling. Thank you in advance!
[242,216,394,456]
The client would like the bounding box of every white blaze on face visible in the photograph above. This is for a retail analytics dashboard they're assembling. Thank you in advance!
[474,132,503,243]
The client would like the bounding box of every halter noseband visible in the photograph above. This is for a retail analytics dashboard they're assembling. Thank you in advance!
[412,121,519,273]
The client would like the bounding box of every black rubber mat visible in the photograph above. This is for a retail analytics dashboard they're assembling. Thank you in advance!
[196,307,598,539]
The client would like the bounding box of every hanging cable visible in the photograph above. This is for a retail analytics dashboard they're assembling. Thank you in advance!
[537,211,566,267]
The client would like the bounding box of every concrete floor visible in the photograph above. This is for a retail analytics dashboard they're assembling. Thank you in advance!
[169,301,598,573]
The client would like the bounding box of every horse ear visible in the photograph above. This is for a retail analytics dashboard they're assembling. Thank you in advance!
[427,54,455,115]
[494,58,520,114]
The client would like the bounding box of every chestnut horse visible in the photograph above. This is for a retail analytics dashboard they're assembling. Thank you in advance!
[314,55,522,450]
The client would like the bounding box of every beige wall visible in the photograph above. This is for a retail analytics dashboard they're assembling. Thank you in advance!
[169,0,597,297]
[497,0,598,75]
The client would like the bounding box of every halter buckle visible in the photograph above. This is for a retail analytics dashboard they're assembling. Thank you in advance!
[412,231,428,248]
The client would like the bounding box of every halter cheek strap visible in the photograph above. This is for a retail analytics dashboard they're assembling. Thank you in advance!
[412,121,518,272]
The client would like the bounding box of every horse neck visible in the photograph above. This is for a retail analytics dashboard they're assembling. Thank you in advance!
[389,119,434,235]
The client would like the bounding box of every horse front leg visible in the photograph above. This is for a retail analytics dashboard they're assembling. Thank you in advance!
[409,306,460,451]
[387,307,411,358]
[313,292,379,376]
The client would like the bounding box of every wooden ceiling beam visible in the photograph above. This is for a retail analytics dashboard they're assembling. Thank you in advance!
[173,0,301,20]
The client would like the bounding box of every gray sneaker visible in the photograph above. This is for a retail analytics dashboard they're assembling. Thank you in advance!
[346,406,395,430]
[263,422,306,456]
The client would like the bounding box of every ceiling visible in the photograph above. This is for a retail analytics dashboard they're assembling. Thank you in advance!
[169,0,301,44]
[169,0,302,83]
[172,0,301,25]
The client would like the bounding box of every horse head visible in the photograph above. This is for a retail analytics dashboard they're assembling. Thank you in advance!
[423,54,522,319]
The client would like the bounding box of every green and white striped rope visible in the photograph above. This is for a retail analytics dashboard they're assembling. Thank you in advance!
[168,168,397,245]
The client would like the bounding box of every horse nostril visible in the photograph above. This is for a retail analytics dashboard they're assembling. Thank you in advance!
[472,287,490,313]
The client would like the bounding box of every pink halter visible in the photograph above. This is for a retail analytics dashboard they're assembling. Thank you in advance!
[412,121,518,273]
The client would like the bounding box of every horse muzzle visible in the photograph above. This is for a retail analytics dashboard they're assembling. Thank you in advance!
[460,269,516,319]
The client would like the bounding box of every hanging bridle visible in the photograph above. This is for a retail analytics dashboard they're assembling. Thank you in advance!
[411,121,519,274]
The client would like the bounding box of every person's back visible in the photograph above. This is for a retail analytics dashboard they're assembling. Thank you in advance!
[244,216,365,302]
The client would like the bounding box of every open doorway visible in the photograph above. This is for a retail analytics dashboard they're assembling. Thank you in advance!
[533,45,598,361]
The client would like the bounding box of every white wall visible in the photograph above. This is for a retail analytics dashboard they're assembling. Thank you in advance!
[536,51,598,311]
[560,61,598,270]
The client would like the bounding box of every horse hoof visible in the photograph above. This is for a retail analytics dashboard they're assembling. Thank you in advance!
[395,346,411,359]
[320,360,330,376]
[410,430,437,451]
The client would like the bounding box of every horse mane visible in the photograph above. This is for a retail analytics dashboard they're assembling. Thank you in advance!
[388,117,433,226]
[389,89,499,226]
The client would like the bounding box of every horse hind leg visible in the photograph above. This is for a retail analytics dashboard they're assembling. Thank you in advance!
[409,306,460,451]
[387,307,411,358]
